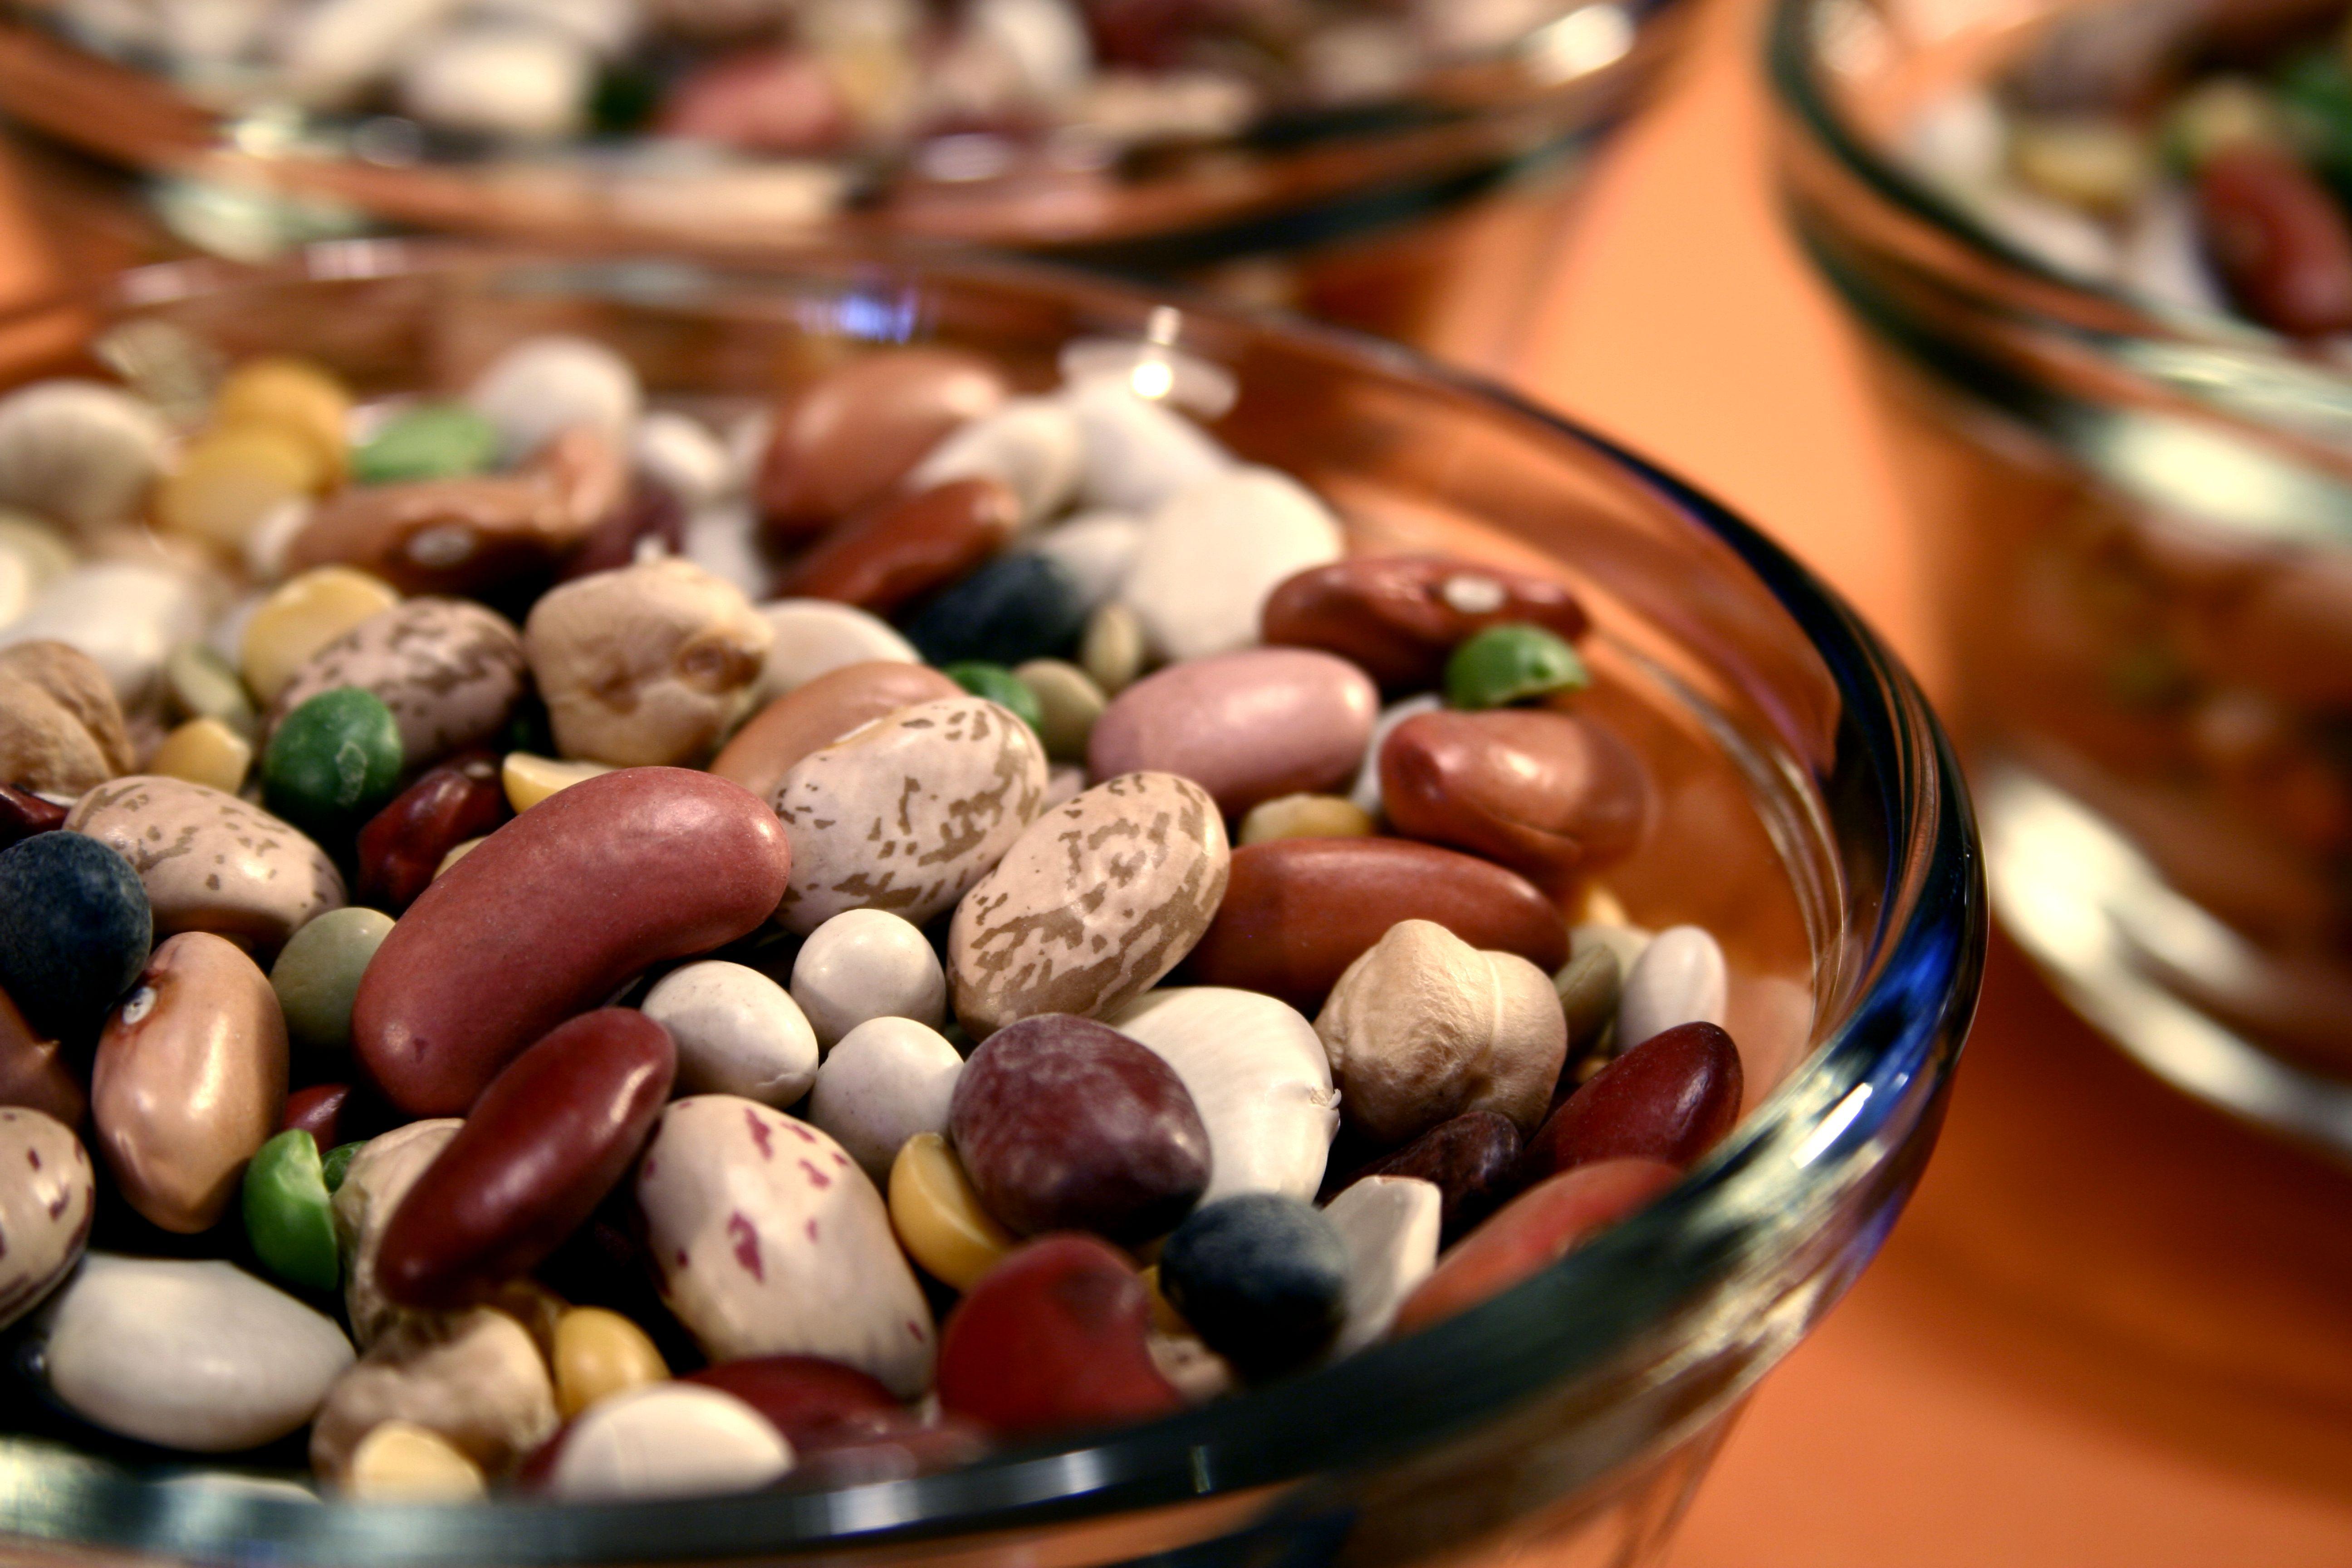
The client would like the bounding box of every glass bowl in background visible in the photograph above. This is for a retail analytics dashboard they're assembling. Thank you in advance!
[1770,0,2352,1158]
[0,0,1693,345]
[0,245,1979,1568]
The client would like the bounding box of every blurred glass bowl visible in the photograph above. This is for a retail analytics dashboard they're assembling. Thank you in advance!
[0,243,1979,1568]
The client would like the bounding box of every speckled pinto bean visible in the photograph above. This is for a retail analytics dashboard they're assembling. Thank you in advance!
[352,768,789,1115]
[375,1009,675,1310]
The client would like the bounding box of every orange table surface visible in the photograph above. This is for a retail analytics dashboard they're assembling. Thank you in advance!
[1484,0,2352,1563]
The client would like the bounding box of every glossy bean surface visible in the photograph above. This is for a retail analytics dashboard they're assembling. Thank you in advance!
[1517,1022,1744,1183]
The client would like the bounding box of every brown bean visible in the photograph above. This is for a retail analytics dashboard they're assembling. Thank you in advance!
[90,931,288,1233]
[1391,1158,1680,1335]
[289,430,625,597]
[375,1009,675,1309]
[758,350,1009,544]
[1086,648,1378,818]
[776,479,1020,615]
[0,981,83,1127]
[0,783,66,852]
[1516,1022,1743,1184]
[351,768,789,1115]
[948,1014,1210,1243]
[1343,1110,1522,1244]
[935,1234,1182,1439]
[1261,555,1590,691]
[559,482,686,583]
[280,1083,352,1147]
[1182,838,1567,1011]
[682,1355,901,1449]
[708,661,964,804]
[1379,709,1653,899]
[2197,144,2352,337]
[354,752,512,914]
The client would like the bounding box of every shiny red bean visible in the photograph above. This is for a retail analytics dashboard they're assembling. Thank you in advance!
[775,478,1020,615]
[1260,555,1589,691]
[1344,1110,1523,1245]
[0,981,82,1126]
[1181,838,1567,1011]
[935,1235,1183,1439]
[683,1355,900,1449]
[352,767,789,1115]
[949,1014,1210,1243]
[374,1008,676,1309]
[1392,1158,1681,1335]
[2197,144,2352,337]
[0,784,66,851]
[353,751,510,914]
[279,1083,351,1147]
[757,350,1009,544]
[1516,1022,1744,1184]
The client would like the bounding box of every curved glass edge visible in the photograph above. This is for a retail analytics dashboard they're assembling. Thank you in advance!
[0,244,1985,1566]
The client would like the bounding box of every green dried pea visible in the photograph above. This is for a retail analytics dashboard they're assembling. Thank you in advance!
[322,1140,363,1193]
[243,1129,340,1294]
[352,402,500,486]
[263,686,403,842]
[1444,623,1590,710]
[943,661,1046,732]
[271,906,396,1052]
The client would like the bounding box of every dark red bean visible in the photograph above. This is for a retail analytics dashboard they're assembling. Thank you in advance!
[352,767,788,1115]
[683,1355,901,1449]
[1392,1159,1681,1334]
[0,980,83,1126]
[1260,555,1589,691]
[1379,710,1653,899]
[775,478,1020,616]
[374,1008,676,1308]
[354,751,510,914]
[1181,838,1568,1012]
[559,482,686,583]
[2197,144,2352,337]
[0,784,66,852]
[1345,1110,1523,1244]
[279,1083,351,1147]
[1516,1022,1744,1185]
[935,1234,1183,1439]
[949,1014,1210,1243]
[757,351,1008,544]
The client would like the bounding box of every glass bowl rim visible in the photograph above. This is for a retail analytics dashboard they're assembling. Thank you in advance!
[0,240,1984,1566]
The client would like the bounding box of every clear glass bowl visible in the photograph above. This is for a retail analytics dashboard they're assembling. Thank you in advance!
[0,244,1981,1567]
[1771,0,2352,1156]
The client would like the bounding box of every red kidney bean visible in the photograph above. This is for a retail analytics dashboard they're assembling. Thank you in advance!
[1344,1110,1523,1245]
[775,478,1021,615]
[2197,144,2352,337]
[708,661,965,804]
[0,981,83,1126]
[558,481,686,583]
[683,1355,900,1449]
[1086,648,1379,818]
[0,784,65,851]
[1261,555,1590,691]
[1379,709,1653,899]
[948,1014,1210,1243]
[1516,1022,1744,1185]
[758,350,1009,544]
[935,1234,1183,1439]
[279,1083,350,1147]
[352,767,789,1115]
[374,1008,676,1309]
[1181,838,1567,1011]
[1392,1158,1681,1335]
[354,751,511,914]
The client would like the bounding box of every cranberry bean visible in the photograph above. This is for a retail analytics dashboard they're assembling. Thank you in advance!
[280,1083,352,1148]
[352,768,789,1115]
[0,783,65,851]
[1517,1022,1744,1184]
[1391,1158,1681,1335]
[0,981,83,1127]
[1182,838,1568,1011]
[776,479,1021,616]
[2196,144,2352,337]
[375,1009,676,1309]
[1261,556,1589,691]
[758,351,1009,544]
[354,752,511,914]
[1086,648,1378,818]
[1379,710,1653,899]
[559,482,685,583]
[682,1355,900,1449]
[1344,1109,1523,1244]
[948,1014,1210,1243]
[935,1235,1183,1439]
[708,661,964,804]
